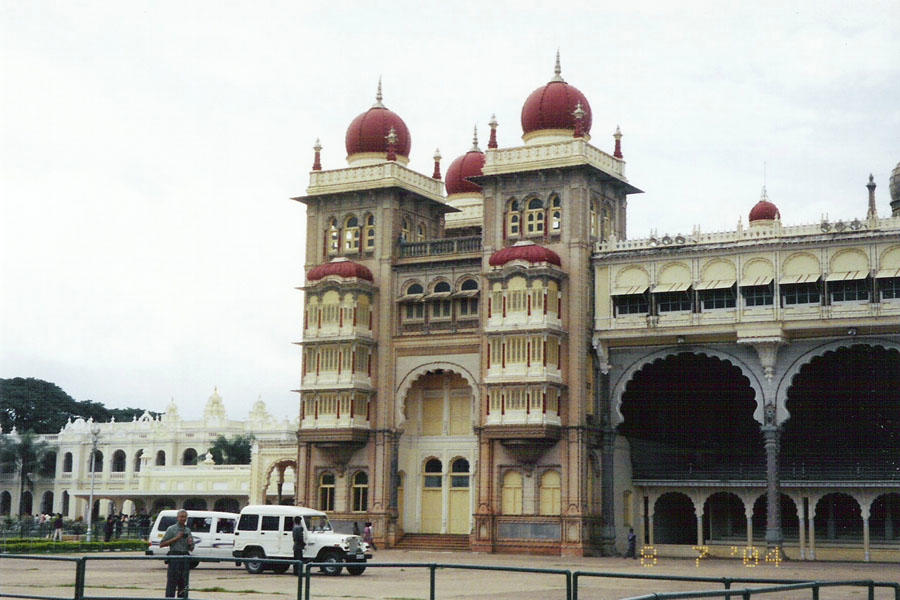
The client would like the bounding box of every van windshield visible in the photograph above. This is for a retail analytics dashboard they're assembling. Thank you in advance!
[303,515,332,532]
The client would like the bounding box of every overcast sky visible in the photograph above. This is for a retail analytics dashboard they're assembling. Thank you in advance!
[2,1,898,423]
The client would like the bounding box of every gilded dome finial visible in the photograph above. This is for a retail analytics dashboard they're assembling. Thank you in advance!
[551,49,565,82]
[471,125,480,152]
[373,76,384,108]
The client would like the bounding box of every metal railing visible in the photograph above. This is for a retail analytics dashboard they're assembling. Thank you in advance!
[1,555,898,600]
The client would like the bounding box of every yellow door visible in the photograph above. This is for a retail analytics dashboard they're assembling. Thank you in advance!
[421,459,443,533]
[448,393,470,436]
[422,393,443,436]
[448,458,470,534]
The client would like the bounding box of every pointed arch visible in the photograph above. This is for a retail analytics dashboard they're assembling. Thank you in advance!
[395,361,479,429]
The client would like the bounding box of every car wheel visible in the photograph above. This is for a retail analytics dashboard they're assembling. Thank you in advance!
[245,549,266,574]
[346,565,366,576]
[189,560,200,569]
[272,563,290,574]
[319,551,343,576]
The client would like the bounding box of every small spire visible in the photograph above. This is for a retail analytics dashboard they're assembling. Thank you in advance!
[312,138,322,171]
[573,103,585,138]
[487,114,498,149]
[373,76,384,108]
[432,148,442,180]
[551,49,565,82]
[385,126,397,161]
[613,125,623,159]
[471,125,481,152]
[760,185,769,202]
[867,173,878,219]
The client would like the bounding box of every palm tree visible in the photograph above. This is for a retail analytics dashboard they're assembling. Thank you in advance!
[0,431,50,515]
[207,434,254,465]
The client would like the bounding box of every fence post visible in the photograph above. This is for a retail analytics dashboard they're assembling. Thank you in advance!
[868,581,874,600]
[572,572,578,600]
[183,557,191,599]
[304,564,312,600]
[723,578,732,589]
[429,564,436,600]
[565,571,572,600]
[811,583,819,600]
[73,557,86,600]
[296,560,303,600]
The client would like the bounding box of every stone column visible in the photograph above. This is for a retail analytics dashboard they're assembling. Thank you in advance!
[797,498,806,560]
[808,498,816,560]
[861,503,871,562]
[595,344,616,555]
[762,424,783,552]
[695,508,704,546]
[745,508,753,547]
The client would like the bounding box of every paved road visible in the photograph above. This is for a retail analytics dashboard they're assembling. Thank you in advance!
[2,549,898,599]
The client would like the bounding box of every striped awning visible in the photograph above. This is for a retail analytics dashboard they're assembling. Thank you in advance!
[694,279,736,290]
[451,289,480,298]
[652,282,691,293]
[611,284,649,296]
[875,268,900,279]
[779,273,820,285]
[825,271,868,282]
[739,275,774,287]
[397,293,424,302]
[424,291,452,300]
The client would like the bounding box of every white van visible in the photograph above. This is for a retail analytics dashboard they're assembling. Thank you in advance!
[232,505,370,575]
[146,509,240,567]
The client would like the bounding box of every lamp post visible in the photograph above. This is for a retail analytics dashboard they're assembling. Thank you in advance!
[85,424,101,542]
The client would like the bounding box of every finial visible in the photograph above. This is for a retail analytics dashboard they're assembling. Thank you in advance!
[471,125,481,152]
[487,114,498,149]
[385,126,397,161]
[760,185,769,202]
[373,77,384,108]
[613,125,623,159]
[551,49,564,82]
[867,173,878,219]
[312,138,322,171]
[573,103,585,138]
[432,148,442,180]
[867,173,876,189]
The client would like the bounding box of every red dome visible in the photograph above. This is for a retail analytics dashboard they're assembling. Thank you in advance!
[749,199,780,222]
[345,106,411,158]
[489,242,561,267]
[307,258,373,282]
[521,80,592,136]
[445,150,485,195]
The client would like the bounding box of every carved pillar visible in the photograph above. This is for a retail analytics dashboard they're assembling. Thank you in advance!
[745,505,754,547]
[762,424,783,552]
[861,503,871,562]
[695,508,704,546]
[808,497,816,560]
[797,497,806,560]
[594,340,616,555]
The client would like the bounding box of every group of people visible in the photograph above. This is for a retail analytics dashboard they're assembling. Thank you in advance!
[101,511,152,541]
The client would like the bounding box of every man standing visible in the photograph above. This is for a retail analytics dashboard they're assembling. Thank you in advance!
[159,509,194,598]
[626,527,637,559]
[292,516,305,575]
[52,514,64,542]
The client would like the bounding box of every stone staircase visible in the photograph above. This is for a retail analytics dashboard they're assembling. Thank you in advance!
[393,533,470,552]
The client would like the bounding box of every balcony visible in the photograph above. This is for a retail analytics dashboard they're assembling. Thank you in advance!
[301,371,372,389]
[398,236,481,260]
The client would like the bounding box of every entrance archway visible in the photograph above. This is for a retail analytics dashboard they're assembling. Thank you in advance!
[654,492,695,544]
[398,369,476,535]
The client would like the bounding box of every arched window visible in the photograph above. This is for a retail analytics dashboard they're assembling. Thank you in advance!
[401,218,411,242]
[403,283,424,320]
[155,450,166,466]
[451,458,469,488]
[319,472,335,511]
[112,450,127,472]
[89,450,103,473]
[460,279,478,291]
[434,281,451,293]
[326,218,339,256]
[416,223,426,241]
[550,195,561,232]
[506,199,521,239]
[539,470,561,515]
[39,452,56,477]
[457,278,479,318]
[501,470,523,515]
[182,448,198,466]
[424,458,442,487]
[352,471,368,512]
[364,214,375,250]
[343,216,360,252]
[525,198,544,235]
[133,450,143,473]
[407,283,424,295]
[63,452,73,473]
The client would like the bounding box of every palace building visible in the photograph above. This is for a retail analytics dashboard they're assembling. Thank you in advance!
[293,54,900,560]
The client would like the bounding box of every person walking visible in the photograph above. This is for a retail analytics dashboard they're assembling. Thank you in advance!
[103,515,114,542]
[363,522,376,550]
[159,509,194,598]
[52,514,64,542]
[626,527,637,559]
[291,516,305,575]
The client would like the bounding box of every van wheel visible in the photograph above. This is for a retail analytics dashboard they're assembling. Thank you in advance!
[319,551,343,576]
[347,565,366,576]
[245,550,266,574]
[272,563,290,574]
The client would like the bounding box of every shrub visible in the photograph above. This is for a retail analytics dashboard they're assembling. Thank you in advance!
[0,539,147,554]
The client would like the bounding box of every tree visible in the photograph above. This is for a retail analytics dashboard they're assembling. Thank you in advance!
[208,434,254,465]
[0,432,50,515]
[0,378,160,434]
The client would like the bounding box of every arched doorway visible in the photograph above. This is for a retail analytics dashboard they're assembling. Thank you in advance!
[654,492,695,544]
[1,491,11,515]
[184,498,207,510]
[814,493,862,541]
[398,369,476,535]
[62,491,70,516]
[703,492,746,543]
[22,490,33,515]
[751,493,799,543]
[40,491,54,514]
[870,493,900,541]
[782,345,900,481]
[214,498,240,513]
